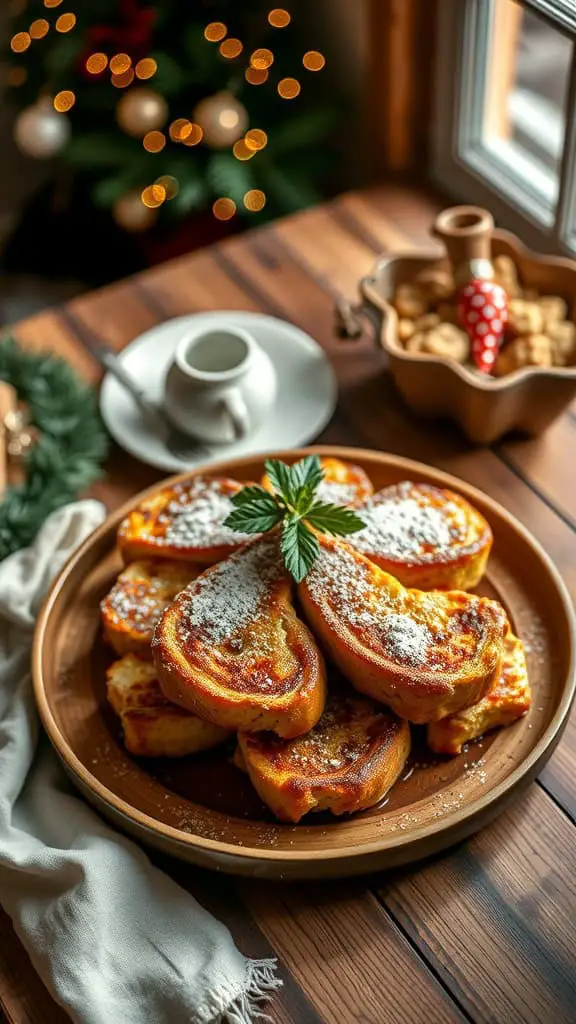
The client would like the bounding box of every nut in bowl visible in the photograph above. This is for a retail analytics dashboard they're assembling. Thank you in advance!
[338,206,576,444]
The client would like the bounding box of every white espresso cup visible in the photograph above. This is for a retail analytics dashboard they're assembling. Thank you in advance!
[163,323,277,444]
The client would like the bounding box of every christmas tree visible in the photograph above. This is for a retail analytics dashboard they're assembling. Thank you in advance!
[6,0,334,234]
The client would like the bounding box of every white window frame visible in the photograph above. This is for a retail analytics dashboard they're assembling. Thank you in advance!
[432,0,576,255]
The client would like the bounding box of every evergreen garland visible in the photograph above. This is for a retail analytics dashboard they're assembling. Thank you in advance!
[0,337,108,559]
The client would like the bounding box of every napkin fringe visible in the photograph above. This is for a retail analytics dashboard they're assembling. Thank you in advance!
[224,957,283,1024]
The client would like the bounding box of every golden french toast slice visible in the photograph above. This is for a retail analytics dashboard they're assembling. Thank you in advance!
[262,456,373,508]
[118,476,254,565]
[427,629,531,754]
[299,537,507,724]
[106,654,231,757]
[101,559,197,659]
[237,692,411,823]
[153,536,327,738]
[349,481,492,590]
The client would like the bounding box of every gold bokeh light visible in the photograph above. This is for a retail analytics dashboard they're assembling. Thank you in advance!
[250,48,274,70]
[110,53,132,75]
[169,118,191,142]
[245,67,269,86]
[141,184,166,209]
[143,130,166,153]
[53,90,75,112]
[86,52,108,74]
[182,123,204,146]
[135,58,157,80]
[244,189,266,212]
[213,198,236,221]
[111,69,135,88]
[245,128,268,151]
[233,139,255,161]
[278,77,301,99]
[268,9,291,28]
[30,19,50,39]
[204,22,227,42]
[156,175,179,200]
[44,0,63,6]
[11,32,31,53]
[219,38,243,59]
[303,50,326,71]
[55,12,76,32]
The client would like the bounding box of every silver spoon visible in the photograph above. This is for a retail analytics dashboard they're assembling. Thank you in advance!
[100,350,210,462]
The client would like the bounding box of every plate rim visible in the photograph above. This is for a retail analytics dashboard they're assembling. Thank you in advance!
[99,311,338,473]
[33,445,576,866]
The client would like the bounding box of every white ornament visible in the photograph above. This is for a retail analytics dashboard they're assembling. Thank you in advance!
[14,98,71,159]
[193,91,248,148]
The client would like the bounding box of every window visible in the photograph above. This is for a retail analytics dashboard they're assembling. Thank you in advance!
[433,0,576,254]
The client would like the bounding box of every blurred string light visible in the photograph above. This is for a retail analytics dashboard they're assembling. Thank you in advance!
[156,175,179,199]
[245,128,267,151]
[10,32,31,53]
[233,139,255,161]
[250,48,273,70]
[169,118,191,141]
[30,19,50,39]
[86,52,108,74]
[303,50,325,71]
[55,13,76,32]
[204,22,227,42]
[7,67,27,86]
[268,9,291,28]
[53,89,75,112]
[143,130,165,152]
[245,67,268,86]
[278,77,300,99]
[141,183,166,208]
[44,0,63,6]
[219,38,243,59]
[182,123,204,146]
[111,69,135,88]
[213,198,236,221]
[244,189,266,211]
[110,53,131,75]
[136,58,157,80]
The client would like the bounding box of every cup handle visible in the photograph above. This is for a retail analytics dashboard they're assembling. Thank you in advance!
[220,389,250,440]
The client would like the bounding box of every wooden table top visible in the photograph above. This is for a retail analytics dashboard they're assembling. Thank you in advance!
[1,185,575,1024]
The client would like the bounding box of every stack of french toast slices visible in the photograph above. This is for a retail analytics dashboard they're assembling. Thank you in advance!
[101,461,531,823]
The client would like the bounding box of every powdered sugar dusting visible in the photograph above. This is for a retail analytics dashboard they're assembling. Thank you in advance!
[352,482,464,562]
[179,538,283,643]
[380,613,432,664]
[316,480,359,505]
[157,478,253,549]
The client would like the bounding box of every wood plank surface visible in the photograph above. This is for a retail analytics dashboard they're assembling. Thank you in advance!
[2,184,576,1024]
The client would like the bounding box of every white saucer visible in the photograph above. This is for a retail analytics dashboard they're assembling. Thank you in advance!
[99,312,338,473]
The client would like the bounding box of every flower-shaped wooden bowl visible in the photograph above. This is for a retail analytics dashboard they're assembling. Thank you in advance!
[339,228,576,445]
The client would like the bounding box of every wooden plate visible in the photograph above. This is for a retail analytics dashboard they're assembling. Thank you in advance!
[33,448,576,879]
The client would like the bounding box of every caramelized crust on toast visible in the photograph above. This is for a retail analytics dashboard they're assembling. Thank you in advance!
[118,476,254,565]
[427,630,530,754]
[106,654,231,757]
[237,693,411,823]
[299,537,507,724]
[262,457,374,508]
[350,481,492,590]
[153,536,327,737]
[101,560,197,658]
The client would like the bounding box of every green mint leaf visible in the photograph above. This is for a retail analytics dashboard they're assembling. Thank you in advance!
[230,485,280,510]
[305,502,366,536]
[291,454,324,513]
[224,503,283,534]
[264,458,298,506]
[280,516,320,583]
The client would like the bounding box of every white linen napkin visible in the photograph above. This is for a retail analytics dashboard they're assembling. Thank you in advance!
[0,501,281,1024]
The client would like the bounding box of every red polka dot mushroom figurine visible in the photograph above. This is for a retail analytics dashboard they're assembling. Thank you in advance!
[432,206,509,374]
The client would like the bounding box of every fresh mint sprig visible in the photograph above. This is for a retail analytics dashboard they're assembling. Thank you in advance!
[224,455,366,583]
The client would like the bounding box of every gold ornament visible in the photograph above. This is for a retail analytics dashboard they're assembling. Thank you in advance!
[116,88,168,138]
[193,91,248,149]
[113,190,157,232]
[14,98,71,159]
